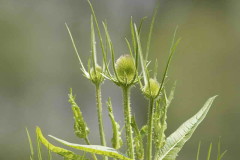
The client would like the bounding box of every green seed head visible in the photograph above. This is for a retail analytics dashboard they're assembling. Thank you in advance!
[115,55,136,85]
[143,78,160,98]
[90,65,104,84]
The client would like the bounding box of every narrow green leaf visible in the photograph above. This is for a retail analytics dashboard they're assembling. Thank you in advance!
[145,6,158,60]
[69,89,89,139]
[134,24,148,86]
[125,38,133,58]
[153,59,158,79]
[131,116,144,160]
[65,23,89,78]
[91,15,97,74]
[206,143,212,160]
[87,0,107,68]
[217,138,227,160]
[36,127,85,160]
[37,131,43,160]
[48,146,52,160]
[156,27,180,98]
[107,98,123,149]
[26,128,34,160]
[155,96,217,160]
[196,141,201,160]
[49,135,133,160]
[130,17,136,56]
[102,22,119,81]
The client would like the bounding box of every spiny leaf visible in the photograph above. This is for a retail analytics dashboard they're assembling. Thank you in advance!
[131,116,144,160]
[153,98,167,150]
[49,135,133,160]
[68,88,89,139]
[36,127,86,160]
[107,98,123,149]
[154,96,217,160]
[153,83,176,150]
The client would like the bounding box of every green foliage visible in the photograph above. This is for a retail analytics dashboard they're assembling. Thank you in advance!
[155,96,217,160]
[26,1,225,160]
[131,116,144,160]
[36,127,86,160]
[107,98,123,149]
[195,139,227,160]
[49,135,132,160]
[68,89,89,139]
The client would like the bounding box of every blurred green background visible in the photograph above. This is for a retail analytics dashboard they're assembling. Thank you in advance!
[0,0,239,159]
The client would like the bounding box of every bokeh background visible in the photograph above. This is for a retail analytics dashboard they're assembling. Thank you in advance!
[0,0,239,159]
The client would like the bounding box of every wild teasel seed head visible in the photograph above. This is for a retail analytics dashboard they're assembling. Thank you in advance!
[90,65,104,84]
[115,55,136,85]
[143,78,160,98]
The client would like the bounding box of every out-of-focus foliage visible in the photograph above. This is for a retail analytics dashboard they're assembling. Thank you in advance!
[0,0,239,159]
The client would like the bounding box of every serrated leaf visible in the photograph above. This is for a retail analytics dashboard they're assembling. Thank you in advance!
[153,83,176,150]
[36,127,86,160]
[154,96,217,160]
[131,116,144,160]
[107,98,123,149]
[49,135,133,160]
[68,89,89,139]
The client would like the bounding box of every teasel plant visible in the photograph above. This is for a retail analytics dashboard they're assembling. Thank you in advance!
[26,1,227,160]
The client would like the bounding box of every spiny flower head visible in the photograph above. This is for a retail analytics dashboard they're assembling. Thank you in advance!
[143,78,160,98]
[115,55,136,85]
[90,65,104,84]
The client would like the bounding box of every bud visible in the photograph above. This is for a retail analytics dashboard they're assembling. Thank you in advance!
[115,55,136,85]
[143,78,160,98]
[90,65,104,84]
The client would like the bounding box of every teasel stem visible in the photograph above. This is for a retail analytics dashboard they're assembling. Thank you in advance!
[146,98,155,160]
[95,84,108,160]
[122,86,134,159]
[84,137,98,160]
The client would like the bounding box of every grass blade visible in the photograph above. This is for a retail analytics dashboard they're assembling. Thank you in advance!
[206,143,212,160]
[26,128,34,160]
[196,141,201,160]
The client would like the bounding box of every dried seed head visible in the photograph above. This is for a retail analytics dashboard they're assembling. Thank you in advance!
[115,55,136,85]
[143,78,160,98]
[90,65,104,84]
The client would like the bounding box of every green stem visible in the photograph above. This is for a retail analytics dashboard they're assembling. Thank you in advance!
[146,98,154,160]
[96,84,108,160]
[122,86,134,159]
[84,137,98,160]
